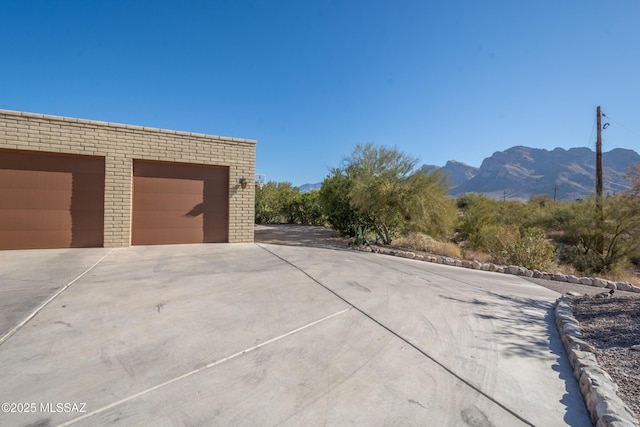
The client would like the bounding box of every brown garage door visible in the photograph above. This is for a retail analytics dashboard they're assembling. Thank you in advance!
[132,160,229,245]
[0,149,105,250]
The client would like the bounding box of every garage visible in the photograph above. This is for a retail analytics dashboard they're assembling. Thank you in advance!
[132,160,229,245]
[0,149,105,250]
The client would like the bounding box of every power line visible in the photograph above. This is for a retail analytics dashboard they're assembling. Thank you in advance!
[601,112,640,140]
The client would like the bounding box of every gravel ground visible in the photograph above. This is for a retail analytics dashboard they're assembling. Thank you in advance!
[525,277,640,418]
[255,224,640,419]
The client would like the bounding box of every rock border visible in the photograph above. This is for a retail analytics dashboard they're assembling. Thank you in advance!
[352,245,640,426]
[555,297,639,426]
[351,245,640,293]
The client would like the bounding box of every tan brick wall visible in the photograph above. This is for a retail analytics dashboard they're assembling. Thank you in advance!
[0,109,256,246]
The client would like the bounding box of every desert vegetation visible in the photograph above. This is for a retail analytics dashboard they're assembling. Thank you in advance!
[256,144,640,279]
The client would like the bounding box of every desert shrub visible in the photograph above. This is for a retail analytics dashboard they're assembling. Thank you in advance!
[289,190,326,225]
[503,227,556,271]
[476,224,555,270]
[394,232,436,252]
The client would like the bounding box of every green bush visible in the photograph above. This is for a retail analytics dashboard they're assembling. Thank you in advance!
[503,227,556,271]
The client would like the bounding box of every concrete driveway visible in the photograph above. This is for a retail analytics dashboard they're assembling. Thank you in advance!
[0,243,590,426]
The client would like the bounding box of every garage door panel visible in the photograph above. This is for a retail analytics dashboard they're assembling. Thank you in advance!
[133,212,203,229]
[134,177,204,195]
[0,210,71,231]
[0,169,72,191]
[133,193,204,212]
[0,150,103,173]
[0,189,72,210]
[0,149,105,249]
[132,160,229,245]
[71,172,107,191]
[132,228,205,245]
[0,230,72,250]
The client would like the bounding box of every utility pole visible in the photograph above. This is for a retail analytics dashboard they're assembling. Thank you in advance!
[596,106,603,201]
[596,106,604,255]
[553,184,558,202]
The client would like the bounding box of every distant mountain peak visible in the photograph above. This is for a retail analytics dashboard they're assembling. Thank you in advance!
[426,145,639,201]
[298,182,322,193]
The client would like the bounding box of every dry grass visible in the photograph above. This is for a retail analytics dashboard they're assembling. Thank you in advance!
[394,233,461,258]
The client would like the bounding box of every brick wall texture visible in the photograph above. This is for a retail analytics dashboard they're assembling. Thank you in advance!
[0,109,256,246]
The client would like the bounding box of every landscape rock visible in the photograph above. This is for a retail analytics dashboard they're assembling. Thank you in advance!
[553,274,568,282]
[542,273,554,280]
[398,251,415,259]
[566,291,584,297]
[616,282,632,292]
[567,275,580,284]
[579,277,594,286]
[592,278,608,288]
[532,270,543,278]
[555,296,639,427]
[508,265,530,275]
[631,345,640,352]
[605,281,617,290]
[471,260,482,270]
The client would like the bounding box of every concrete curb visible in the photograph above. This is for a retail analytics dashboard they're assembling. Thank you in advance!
[555,297,639,427]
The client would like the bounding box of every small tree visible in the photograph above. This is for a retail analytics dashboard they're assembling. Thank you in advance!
[319,169,370,239]
[255,181,300,224]
[332,144,454,244]
[550,195,640,274]
[455,193,496,247]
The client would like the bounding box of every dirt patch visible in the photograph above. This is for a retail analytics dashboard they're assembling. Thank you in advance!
[254,224,349,249]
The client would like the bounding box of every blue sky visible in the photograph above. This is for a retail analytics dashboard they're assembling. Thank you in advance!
[2,1,639,186]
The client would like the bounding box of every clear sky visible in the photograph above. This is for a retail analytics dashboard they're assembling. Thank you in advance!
[2,1,639,186]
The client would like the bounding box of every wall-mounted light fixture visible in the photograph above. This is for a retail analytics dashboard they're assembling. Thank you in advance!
[239,177,247,189]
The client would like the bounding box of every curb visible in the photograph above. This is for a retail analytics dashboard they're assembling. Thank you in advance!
[555,296,639,426]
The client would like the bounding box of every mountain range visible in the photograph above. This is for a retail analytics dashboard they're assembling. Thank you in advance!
[299,145,640,201]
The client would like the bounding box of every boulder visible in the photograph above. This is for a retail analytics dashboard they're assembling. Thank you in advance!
[579,277,593,286]
[592,278,608,288]
[507,265,521,275]
[567,275,580,284]
[616,282,632,292]
[553,274,568,282]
